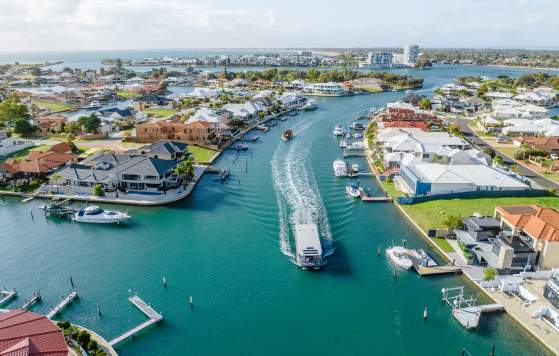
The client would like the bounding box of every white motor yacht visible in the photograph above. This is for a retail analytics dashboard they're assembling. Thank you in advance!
[302,100,318,111]
[339,140,348,148]
[333,124,345,136]
[72,206,130,224]
[386,246,413,269]
[332,160,347,177]
[346,141,365,150]
[85,101,102,110]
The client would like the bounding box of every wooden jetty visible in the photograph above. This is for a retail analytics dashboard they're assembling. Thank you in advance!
[18,291,41,310]
[343,152,365,158]
[442,286,503,329]
[22,196,35,203]
[47,291,78,319]
[109,295,163,347]
[402,249,462,276]
[358,188,392,202]
[0,289,17,307]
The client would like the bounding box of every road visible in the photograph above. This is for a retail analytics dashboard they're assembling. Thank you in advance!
[445,116,559,191]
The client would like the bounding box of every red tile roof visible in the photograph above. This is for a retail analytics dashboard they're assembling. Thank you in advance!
[497,205,559,242]
[382,121,430,131]
[0,310,68,356]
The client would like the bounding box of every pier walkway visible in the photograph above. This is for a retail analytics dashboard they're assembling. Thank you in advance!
[109,295,163,347]
[442,286,504,329]
[18,291,41,310]
[47,291,78,319]
[0,289,16,307]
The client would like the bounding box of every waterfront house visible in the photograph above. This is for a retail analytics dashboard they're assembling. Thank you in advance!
[382,101,439,122]
[494,205,559,269]
[397,163,530,197]
[1,143,78,179]
[544,276,559,309]
[222,101,267,122]
[278,92,306,109]
[0,310,69,356]
[455,216,537,273]
[127,141,188,161]
[303,82,349,96]
[136,119,218,147]
[188,87,221,100]
[133,94,173,111]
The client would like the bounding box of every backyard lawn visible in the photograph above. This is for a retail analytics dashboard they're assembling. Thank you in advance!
[145,108,178,117]
[431,237,455,253]
[400,195,559,231]
[116,90,141,99]
[34,100,73,112]
[188,146,217,163]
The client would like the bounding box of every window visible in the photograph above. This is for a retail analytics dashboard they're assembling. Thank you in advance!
[144,175,158,180]
[122,174,140,181]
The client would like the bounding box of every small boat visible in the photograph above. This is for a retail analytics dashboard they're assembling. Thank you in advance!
[302,100,318,111]
[256,124,269,132]
[386,246,413,269]
[351,122,365,130]
[288,111,298,117]
[346,141,365,150]
[40,203,76,217]
[353,133,363,139]
[236,144,249,151]
[84,100,102,110]
[244,135,259,142]
[339,140,348,148]
[333,124,345,136]
[333,160,347,177]
[278,115,289,121]
[72,206,130,224]
[346,183,361,198]
[351,163,359,173]
[345,133,352,139]
[282,128,294,141]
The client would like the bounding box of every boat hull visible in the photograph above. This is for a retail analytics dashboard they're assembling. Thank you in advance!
[386,248,413,269]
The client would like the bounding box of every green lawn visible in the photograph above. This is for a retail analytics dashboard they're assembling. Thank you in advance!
[145,109,178,118]
[400,195,559,231]
[0,144,51,163]
[431,237,455,253]
[116,90,141,99]
[379,180,404,198]
[34,100,73,112]
[496,146,517,158]
[188,146,217,163]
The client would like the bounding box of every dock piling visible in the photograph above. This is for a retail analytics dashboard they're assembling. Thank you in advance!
[423,307,428,321]
[189,295,193,308]
[70,276,74,288]
[162,276,167,288]
[97,304,102,317]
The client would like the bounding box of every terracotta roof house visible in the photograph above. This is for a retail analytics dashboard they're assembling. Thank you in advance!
[382,120,430,131]
[514,137,559,154]
[136,119,217,147]
[36,115,67,136]
[495,205,559,268]
[1,144,78,178]
[0,310,69,356]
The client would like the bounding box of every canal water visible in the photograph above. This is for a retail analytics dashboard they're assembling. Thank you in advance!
[0,64,556,355]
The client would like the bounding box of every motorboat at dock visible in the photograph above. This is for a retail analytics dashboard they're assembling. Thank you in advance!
[302,100,318,111]
[84,100,102,110]
[294,224,326,269]
[256,124,269,132]
[386,246,413,269]
[351,122,365,130]
[333,160,347,177]
[333,124,345,136]
[346,182,361,198]
[72,206,130,224]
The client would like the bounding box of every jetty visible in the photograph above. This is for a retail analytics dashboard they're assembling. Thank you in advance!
[0,289,17,307]
[407,250,462,276]
[109,295,163,347]
[343,152,365,158]
[47,290,78,319]
[18,291,41,310]
[358,188,392,202]
[442,286,504,329]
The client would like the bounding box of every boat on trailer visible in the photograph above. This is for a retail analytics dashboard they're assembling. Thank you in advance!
[294,224,325,270]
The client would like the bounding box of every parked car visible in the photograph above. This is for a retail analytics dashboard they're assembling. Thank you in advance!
[497,136,511,143]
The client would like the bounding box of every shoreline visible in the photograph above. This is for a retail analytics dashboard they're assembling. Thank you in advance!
[363,120,558,355]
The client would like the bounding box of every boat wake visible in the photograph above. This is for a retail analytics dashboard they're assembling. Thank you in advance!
[271,119,334,260]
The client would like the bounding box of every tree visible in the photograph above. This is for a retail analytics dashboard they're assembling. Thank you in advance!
[483,147,496,158]
[447,123,462,137]
[174,158,195,181]
[76,331,91,348]
[0,94,30,127]
[49,173,64,194]
[79,114,101,133]
[483,267,497,281]
[13,118,33,135]
[442,213,463,229]
[493,156,504,166]
[419,98,431,110]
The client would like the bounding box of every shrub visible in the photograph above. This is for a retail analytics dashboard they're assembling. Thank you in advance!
[77,331,91,348]
[87,340,98,352]
[92,184,104,197]
[483,267,497,281]
[57,321,71,330]
[442,213,463,229]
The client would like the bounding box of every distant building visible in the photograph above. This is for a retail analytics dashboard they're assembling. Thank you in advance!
[360,52,393,68]
[403,44,420,65]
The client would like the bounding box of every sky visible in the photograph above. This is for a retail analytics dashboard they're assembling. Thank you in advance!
[0,0,558,51]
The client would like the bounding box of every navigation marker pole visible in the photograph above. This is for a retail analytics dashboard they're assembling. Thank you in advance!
[162,276,167,288]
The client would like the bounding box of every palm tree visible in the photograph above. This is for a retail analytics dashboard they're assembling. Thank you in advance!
[49,173,63,194]
[174,158,195,185]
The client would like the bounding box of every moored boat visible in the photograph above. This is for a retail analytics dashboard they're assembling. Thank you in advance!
[333,124,345,136]
[339,140,348,148]
[332,160,347,177]
[256,124,269,132]
[346,183,361,198]
[386,246,413,269]
[351,122,364,130]
[302,100,318,111]
[72,206,130,224]
[84,100,102,110]
[282,128,294,141]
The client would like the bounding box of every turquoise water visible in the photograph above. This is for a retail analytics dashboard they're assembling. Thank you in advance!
[0,64,556,355]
